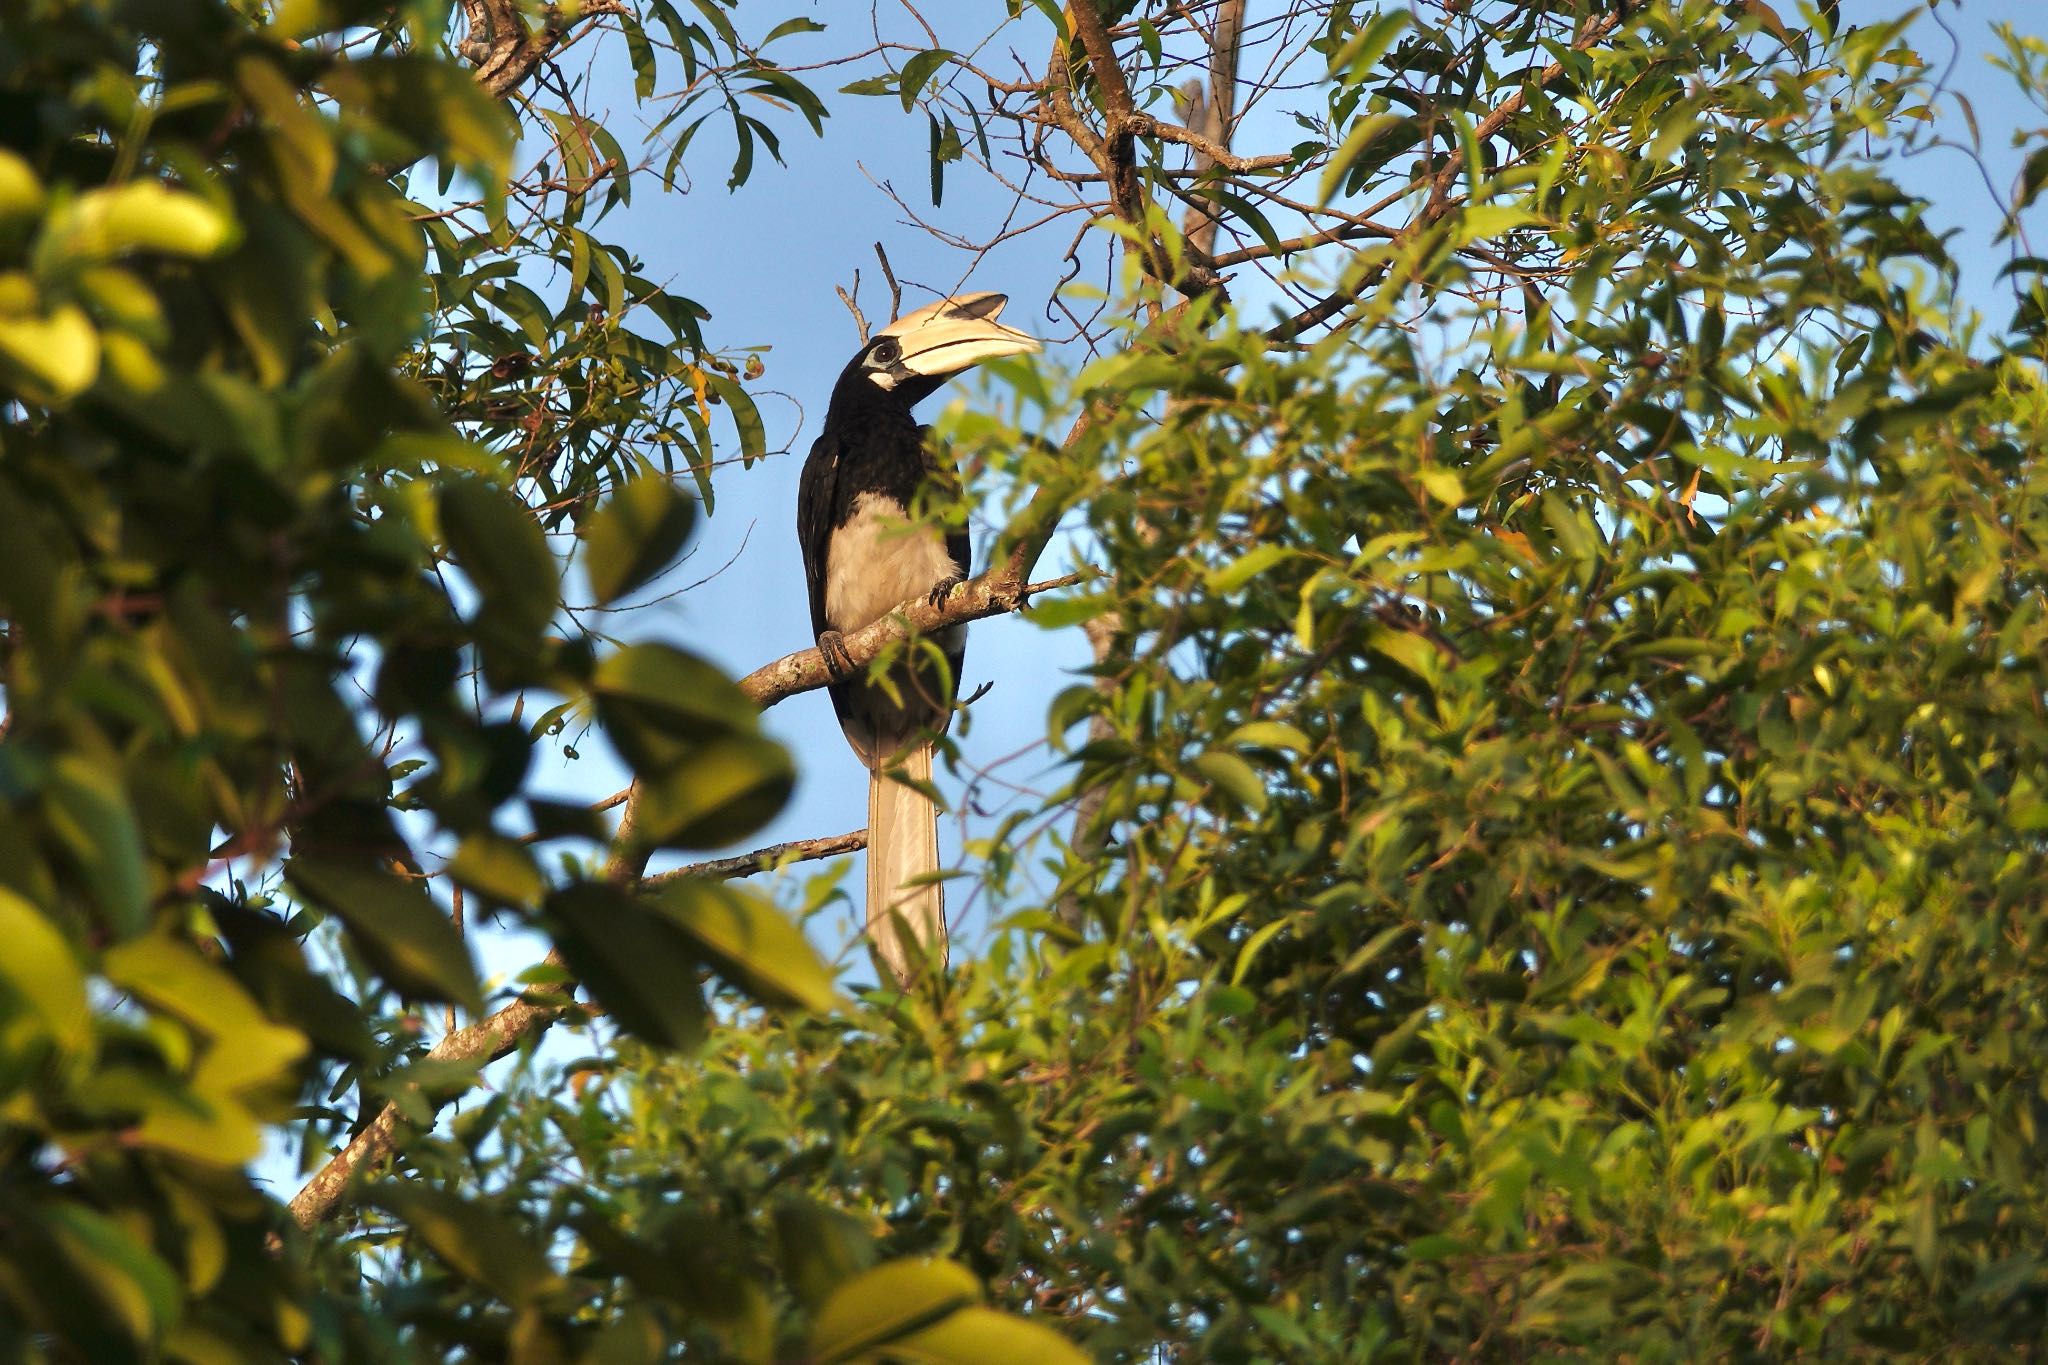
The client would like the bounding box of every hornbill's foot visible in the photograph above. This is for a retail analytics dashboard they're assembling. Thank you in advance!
[925,575,963,609]
[817,630,857,681]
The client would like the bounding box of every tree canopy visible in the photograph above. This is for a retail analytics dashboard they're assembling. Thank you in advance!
[2,0,2047,1360]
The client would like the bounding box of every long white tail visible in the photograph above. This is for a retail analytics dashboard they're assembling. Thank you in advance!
[866,741,946,988]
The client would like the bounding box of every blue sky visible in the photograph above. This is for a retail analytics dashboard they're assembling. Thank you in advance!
[500,0,2048,984]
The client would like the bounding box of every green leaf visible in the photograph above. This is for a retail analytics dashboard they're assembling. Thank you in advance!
[705,371,766,464]
[43,1203,184,1348]
[1329,9,1409,81]
[0,887,90,1048]
[446,833,545,910]
[1225,721,1312,753]
[773,1201,878,1311]
[809,1259,981,1365]
[1456,204,1538,245]
[763,16,828,42]
[628,734,795,849]
[44,755,147,937]
[1206,543,1293,594]
[545,882,709,1050]
[648,881,837,1013]
[1191,750,1268,814]
[1317,113,1420,205]
[439,476,557,643]
[582,474,696,604]
[369,1187,564,1305]
[591,642,762,767]
[286,854,482,1011]
[898,49,955,111]
[1365,626,1445,687]
[879,1306,1091,1365]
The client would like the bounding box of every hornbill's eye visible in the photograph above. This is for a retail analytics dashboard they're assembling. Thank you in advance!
[870,338,901,365]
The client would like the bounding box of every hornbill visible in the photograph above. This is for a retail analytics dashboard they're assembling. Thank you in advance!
[797,293,1040,988]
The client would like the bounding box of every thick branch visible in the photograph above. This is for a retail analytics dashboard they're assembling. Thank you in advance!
[1132,114,1281,177]
[458,0,625,98]
[739,571,1086,710]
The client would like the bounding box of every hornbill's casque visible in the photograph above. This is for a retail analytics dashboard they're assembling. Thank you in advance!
[797,293,1040,988]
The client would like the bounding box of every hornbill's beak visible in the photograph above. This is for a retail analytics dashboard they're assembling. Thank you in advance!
[878,292,1041,379]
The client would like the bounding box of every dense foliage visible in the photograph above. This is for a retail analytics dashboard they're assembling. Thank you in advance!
[2,0,2047,1360]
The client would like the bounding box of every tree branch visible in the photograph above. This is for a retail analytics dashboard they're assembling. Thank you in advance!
[738,571,1086,711]
[287,825,867,1230]
[457,0,625,98]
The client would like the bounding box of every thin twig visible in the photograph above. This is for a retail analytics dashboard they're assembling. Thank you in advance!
[837,268,870,342]
[873,241,903,319]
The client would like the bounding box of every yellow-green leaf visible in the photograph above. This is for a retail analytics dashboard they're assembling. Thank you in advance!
[877,1306,1091,1365]
[809,1259,981,1365]
[0,148,44,222]
[1191,750,1268,814]
[50,181,237,262]
[649,882,837,1014]
[0,304,99,400]
[582,474,696,604]
[0,886,90,1049]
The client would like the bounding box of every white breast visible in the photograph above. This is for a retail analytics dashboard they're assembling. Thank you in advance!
[823,492,962,633]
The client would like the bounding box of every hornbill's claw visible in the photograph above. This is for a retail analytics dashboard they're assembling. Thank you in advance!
[925,575,963,609]
[818,630,857,681]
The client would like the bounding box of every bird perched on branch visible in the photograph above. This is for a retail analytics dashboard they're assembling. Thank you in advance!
[797,293,1040,988]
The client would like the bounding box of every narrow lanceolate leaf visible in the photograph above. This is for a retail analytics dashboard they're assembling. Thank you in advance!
[581,474,696,604]
[809,1259,981,1364]
[43,755,147,936]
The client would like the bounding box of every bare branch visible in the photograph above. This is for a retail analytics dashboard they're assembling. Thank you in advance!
[641,829,869,889]
[873,241,903,319]
[837,270,870,343]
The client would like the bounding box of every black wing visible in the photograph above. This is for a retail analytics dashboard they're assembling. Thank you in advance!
[795,427,840,642]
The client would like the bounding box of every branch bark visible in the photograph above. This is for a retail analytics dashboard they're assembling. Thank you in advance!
[457,0,625,98]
